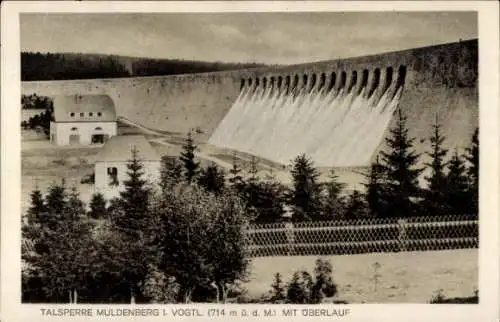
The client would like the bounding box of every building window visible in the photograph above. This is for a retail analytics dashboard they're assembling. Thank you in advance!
[97,112,102,117]
[71,127,78,131]
[107,167,119,186]
[70,112,75,117]
[89,112,93,117]
[80,112,84,117]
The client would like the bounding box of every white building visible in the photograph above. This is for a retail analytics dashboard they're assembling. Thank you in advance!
[94,135,162,200]
[50,94,117,146]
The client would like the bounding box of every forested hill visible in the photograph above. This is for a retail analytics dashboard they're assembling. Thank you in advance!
[21,52,269,81]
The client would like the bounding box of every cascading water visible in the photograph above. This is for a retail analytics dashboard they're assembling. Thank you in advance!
[209,70,404,167]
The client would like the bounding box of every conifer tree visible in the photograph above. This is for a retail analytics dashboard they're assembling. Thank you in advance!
[88,192,107,220]
[321,169,346,220]
[422,116,449,216]
[343,190,369,220]
[180,131,200,183]
[248,156,259,184]
[465,128,479,214]
[288,154,322,221]
[159,155,183,191]
[44,179,68,228]
[252,173,286,223]
[109,146,154,303]
[197,162,226,195]
[115,146,151,234]
[363,156,386,217]
[22,183,95,302]
[228,152,245,193]
[445,150,471,215]
[270,273,286,303]
[379,109,423,218]
[26,186,46,224]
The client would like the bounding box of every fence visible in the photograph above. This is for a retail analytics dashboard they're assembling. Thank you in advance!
[245,214,478,257]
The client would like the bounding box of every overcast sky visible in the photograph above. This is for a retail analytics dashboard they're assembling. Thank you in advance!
[20,12,477,65]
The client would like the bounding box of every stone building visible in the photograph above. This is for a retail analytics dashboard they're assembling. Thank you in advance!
[50,94,117,146]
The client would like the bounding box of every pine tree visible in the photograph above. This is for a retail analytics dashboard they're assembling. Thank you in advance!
[180,131,200,183]
[197,162,226,195]
[26,186,46,224]
[252,174,286,223]
[228,153,245,193]
[422,116,449,216]
[247,156,259,185]
[288,154,322,221]
[321,169,346,220]
[379,109,423,218]
[465,128,479,215]
[109,146,154,303]
[88,192,107,220]
[445,150,471,215]
[116,146,151,235]
[343,190,369,220]
[159,155,183,191]
[22,183,96,302]
[270,273,286,303]
[363,156,386,217]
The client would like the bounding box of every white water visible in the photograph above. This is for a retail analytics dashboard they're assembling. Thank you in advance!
[209,81,402,167]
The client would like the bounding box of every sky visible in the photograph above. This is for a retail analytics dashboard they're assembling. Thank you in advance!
[20,12,477,65]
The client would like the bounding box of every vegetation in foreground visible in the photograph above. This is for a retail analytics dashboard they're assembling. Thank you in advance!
[21,108,479,303]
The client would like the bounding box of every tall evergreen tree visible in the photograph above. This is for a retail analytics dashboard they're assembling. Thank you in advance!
[422,116,449,216]
[22,183,96,303]
[343,190,369,220]
[26,186,46,224]
[465,128,479,214]
[445,150,471,215]
[109,146,154,303]
[288,154,322,221]
[321,169,346,220]
[41,179,69,231]
[159,155,183,191]
[379,109,423,218]
[248,156,259,184]
[180,131,200,183]
[363,156,386,217]
[88,192,107,220]
[228,153,245,193]
[252,174,286,223]
[115,146,151,235]
[197,162,226,195]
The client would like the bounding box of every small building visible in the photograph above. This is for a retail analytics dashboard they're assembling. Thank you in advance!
[94,135,161,200]
[50,94,117,146]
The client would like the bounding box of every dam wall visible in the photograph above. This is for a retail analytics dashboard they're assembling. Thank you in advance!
[22,39,478,167]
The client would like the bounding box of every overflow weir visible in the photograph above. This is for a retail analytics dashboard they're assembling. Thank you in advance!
[22,39,478,168]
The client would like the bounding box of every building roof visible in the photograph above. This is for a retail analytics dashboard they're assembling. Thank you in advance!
[52,94,117,122]
[95,135,161,162]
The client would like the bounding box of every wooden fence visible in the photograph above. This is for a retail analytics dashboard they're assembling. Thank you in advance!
[245,214,478,257]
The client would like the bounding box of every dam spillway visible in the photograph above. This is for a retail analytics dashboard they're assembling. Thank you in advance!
[21,39,478,170]
[209,66,406,167]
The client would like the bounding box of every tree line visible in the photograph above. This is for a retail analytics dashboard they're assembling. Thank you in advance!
[165,109,478,223]
[21,94,53,137]
[21,52,267,81]
[22,107,478,303]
